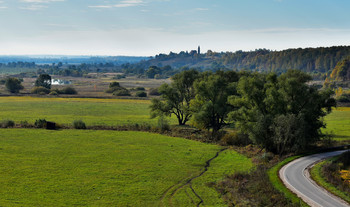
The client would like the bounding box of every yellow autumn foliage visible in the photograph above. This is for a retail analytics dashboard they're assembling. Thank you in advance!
[340,170,350,186]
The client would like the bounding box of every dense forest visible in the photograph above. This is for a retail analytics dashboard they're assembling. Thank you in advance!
[122,46,350,78]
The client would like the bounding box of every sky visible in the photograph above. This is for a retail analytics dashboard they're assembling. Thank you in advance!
[0,0,350,56]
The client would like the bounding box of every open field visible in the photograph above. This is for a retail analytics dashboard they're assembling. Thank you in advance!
[0,129,252,206]
[323,107,350,141]
[0,74,170,98]
[0,96,177,126]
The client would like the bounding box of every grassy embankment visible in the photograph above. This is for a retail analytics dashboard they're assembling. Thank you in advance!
[267,156,308,207]
[310,156,350,204]
[0,96,176,126]
[0,129,253,206]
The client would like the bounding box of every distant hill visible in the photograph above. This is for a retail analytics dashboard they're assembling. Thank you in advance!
[123,46,350,74]
[0,55,150,65]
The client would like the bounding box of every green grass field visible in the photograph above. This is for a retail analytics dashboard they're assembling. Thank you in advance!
[0,129,252,206]
[0,96,176,126]
[323,107,350,141]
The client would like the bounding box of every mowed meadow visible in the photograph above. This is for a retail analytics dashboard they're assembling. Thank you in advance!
[0,97,349,138]
[323,107,350,141]
[0,96,176,126]
[0,129,252,206]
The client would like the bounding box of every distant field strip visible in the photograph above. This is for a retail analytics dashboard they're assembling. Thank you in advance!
[0,129,252,206]
[323,107,350,141]
[0,96,176,126]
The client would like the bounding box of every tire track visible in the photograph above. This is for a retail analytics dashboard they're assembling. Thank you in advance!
[160,148,227,207]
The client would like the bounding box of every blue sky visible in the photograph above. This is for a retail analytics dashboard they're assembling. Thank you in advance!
[0,0,349,56]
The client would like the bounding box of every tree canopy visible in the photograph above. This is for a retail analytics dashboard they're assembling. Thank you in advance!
[35,74,52,89]
[191,71,239,136]
[150,69,199,125]
[5,77,24,93]
[229,70,335,154]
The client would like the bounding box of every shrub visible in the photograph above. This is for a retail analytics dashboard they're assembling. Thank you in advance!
[50,88,61,94]
[135,91,147,97]
[113,88,131,96]
[35,119,47,128]
[217,165,300,207]
[5,77,24,93]
[337,94,350,103]
[135,87,145,91]
[220,132,251,146]
[106,82,124,93]
[1,119,15,128]
[109,82,120,88]
[0,79,5,85]
[105,88,116,93]
[149,88,161,96]
[20,120,30,128]
[49,91,59,96]
[60,87,77,94]
[73,120,86,129]
[113,75,126,79]
[31,86,50,94]
[157,115,170,132]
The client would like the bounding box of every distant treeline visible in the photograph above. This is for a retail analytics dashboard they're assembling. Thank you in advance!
[0,56,149,65]
[121,46,350,78]
[2,46,350,81]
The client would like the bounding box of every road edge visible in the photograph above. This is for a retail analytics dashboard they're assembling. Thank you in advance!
[279,151,350,207]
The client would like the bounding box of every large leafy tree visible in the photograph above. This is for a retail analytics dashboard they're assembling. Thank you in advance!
[150,69,199,125]
[35,74,52,89]
[230,70,335,154]
[191,71,239,136]
[5,77,24,93]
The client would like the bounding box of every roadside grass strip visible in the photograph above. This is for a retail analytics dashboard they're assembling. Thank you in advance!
[268,156,309,207]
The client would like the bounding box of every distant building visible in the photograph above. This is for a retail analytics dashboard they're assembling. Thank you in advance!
[198,46,200,55]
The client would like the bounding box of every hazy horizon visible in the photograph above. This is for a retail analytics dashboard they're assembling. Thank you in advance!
[1,0,350,56]
[1,44,350,57]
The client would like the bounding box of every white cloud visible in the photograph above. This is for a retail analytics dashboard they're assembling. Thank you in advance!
[20,0,65,3]
[89,0,144,9]
[194,8,208,11]
[19,0,64,10]
[0,6,7,9]
[20,4,47,10]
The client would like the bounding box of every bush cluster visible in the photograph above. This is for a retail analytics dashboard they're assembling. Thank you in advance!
[113,88,131,96]
[135,91,147,97]
[73,120,86,129]
[106,82,131,96]
[322,151,350,193]
[220,132,251,146]
[35,119,47,128]
[217,165,301,207]
[1,119,15,128]
[31,86,77,95]
[148,88,161,96]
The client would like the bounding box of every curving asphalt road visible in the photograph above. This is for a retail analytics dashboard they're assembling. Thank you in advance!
[280,150,350,207]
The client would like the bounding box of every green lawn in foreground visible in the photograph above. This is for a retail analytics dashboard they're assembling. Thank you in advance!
[0,96,176,126]
[0,129,252,206]
[323,107,350,141]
